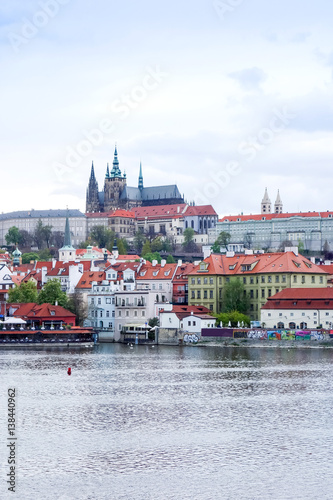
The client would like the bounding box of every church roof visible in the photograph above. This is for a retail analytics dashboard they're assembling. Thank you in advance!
[141,185,182,201]
[119,186,142,201]
[0,209,84,220]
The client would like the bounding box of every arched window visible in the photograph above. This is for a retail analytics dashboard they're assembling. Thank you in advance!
[277,322,284,329]
[300,322,307,329]
[289,322,296,329]
[185,221,188,228]
[191,220,194,229]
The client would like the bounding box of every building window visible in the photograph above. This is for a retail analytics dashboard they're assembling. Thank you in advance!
[106,298,111,304]
[210,290,213,299]
[320,276,323,284]
[293,276,297,283]
[191,291,195,299]
[118,311,121,316]
[282,275,286,283]
[204,277,208,284]
[261,276,265,283]
[197,291,201,299]
[193,321,196,326]
[226,277,230,283]
[261,289,265,298]
[275,275,279,283]
[302,276,305,284]
[210,278,213,284]
[98,298,101,304]
[312,276,315,283]
[106,311,109,317]
[209,304,213,311]
[197,278,201,284]
[191,278,195,284]
[204,291,207,299]
[268,276,272,283]
[268,289,272,297]
[243,277,246,284]
[250,290,254,298]
[250,277,254,284]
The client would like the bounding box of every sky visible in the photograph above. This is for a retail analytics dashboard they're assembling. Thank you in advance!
[1,0,333,217]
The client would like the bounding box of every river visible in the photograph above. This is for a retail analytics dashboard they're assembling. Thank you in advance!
[0,344,333,499]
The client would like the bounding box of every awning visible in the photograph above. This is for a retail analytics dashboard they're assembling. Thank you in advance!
[2,318,27,324]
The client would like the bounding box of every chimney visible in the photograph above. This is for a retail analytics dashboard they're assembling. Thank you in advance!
[178,259,182,266]
[161,259,166,267]
[152,260,157,267]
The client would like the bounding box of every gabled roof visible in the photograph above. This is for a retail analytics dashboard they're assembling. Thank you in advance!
[189,252,328,276]
[136,263,177,280]
[134,204,187,220]
[160,305,211,320]
[109,209,135,218]
[262,288,333,310]
[76,271,107,289]
[184,205,217,217]
[12,302,75,319]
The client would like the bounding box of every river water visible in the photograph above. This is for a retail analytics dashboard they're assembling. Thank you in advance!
[0,343,333,500]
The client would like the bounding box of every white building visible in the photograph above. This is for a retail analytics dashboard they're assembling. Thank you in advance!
[261,288,333,329]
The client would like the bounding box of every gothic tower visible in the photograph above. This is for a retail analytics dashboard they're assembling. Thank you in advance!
[274,190,283,214]
[103,146,127,211]
[138,161,143,191]
[86,162,100,213]
[261,188,271,214]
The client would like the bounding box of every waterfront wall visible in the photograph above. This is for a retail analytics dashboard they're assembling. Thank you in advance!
[201,328,332,342]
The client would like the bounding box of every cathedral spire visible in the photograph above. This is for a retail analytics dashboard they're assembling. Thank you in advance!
[138,161,143,190]
[274,189,283,214]
[90,161,96,180]
[261,188,271,214]
[111,145,122,177]
[106,163,110,178]
[64,215,72,247]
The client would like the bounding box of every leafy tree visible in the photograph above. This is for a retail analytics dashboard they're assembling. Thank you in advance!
[151,237,163,252]
[243,232,253,250]
[222,278,250,315]
[215,311,251,327]
[5,227,22,246]
[78,240,90,249]
[142,252,162,264]
[141,239,151,256]
[117,238,128,255]
[50,231,64,248]
[22,252,40,264]
[89,225,115,249]
[298,239,305,255]
[133,229,146,254]
[8,281,38,303]
[148,317,159,328]
[182,227,198,252]
[67,291,87,326]
[38,279,69,308]
[38,248,52,261]
[162,238,173,252]
[33,220,53,249]
[20,230,33,247]
[166,254,176,263]
[211,231,231,253]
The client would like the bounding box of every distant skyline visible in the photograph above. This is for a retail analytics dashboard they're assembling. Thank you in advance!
[2,0,333,217]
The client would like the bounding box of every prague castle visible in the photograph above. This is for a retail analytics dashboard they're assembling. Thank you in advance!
[86,146,184,213]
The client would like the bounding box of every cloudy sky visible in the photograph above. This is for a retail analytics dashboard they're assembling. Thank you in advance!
[1,0,333,217]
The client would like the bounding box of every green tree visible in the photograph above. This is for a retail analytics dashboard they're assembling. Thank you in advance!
[222,278,250,315]
[117,238,128,255]
[89,225,115,249]
[141,239,151,256]
[166,254,175,263]
[38,248,52,261]
[20,229,33,247]
[8,281,38,303]
[211,231,231,253]
[38,279,69,308]
[151,237,163,252]
[5,227,22,246]
[182,227,198,252]
[133,229,146,254]
[298,239,305,254]
[215,311,251,327]
[142,252,162,263]
[148,317,159,328]
[67,291,87,326]
[162,238,173,252]
[33,220,53,249]
[22,252,40,264]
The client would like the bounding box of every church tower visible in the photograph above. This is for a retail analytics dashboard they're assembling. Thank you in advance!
[274,190,283,214]
[59,215,76,261]
[261,188,271,214]
[86,162,100,213]
[103,146,127,211]
[138,162,143,191]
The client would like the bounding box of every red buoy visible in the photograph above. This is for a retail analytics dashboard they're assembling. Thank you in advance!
[67,367,72,376]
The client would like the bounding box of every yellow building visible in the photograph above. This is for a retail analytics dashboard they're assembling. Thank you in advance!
[188,251,328,320]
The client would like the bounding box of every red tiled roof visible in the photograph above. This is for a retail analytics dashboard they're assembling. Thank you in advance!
[117,255,140,261]
[189,252,328,276]
[109,209,135,218]
[160,305,211,320]
[319,264,333,275]
[13,302,75,319]
[136,263,177,280]
[262,288,333,310]
[134,204,187,220]
[220,211,333,222]
[184,205,217,217]
[76,271,106,289]
[85,211,113,218]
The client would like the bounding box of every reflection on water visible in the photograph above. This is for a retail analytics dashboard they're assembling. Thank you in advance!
[0,344,333,499]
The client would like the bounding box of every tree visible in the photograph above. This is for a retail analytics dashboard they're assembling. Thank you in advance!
[22,252,39,264]
[33,220,53,249]
[133,229,146,254]
[38,279,69,308]
[142,252,162,264]
[117,238,128,255]
[222,278,250,315]
[162,238,173,253]
[211,231,231,253]
[20,230,33,248]
[5,227,22,246]
[215,311,251,327]
[279,240,293,252]
[38,249,52,261]
[89,225,115,249]
[148,317,159,328]
[243,232,253,250]
[141,239,151,256]
[8,281,38,303]
[151,237,163,252]
[183,228,198,252]
[50,231,64,249]
[298,239,305,255]
[166,255,175,263]
[67,291,88,326]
